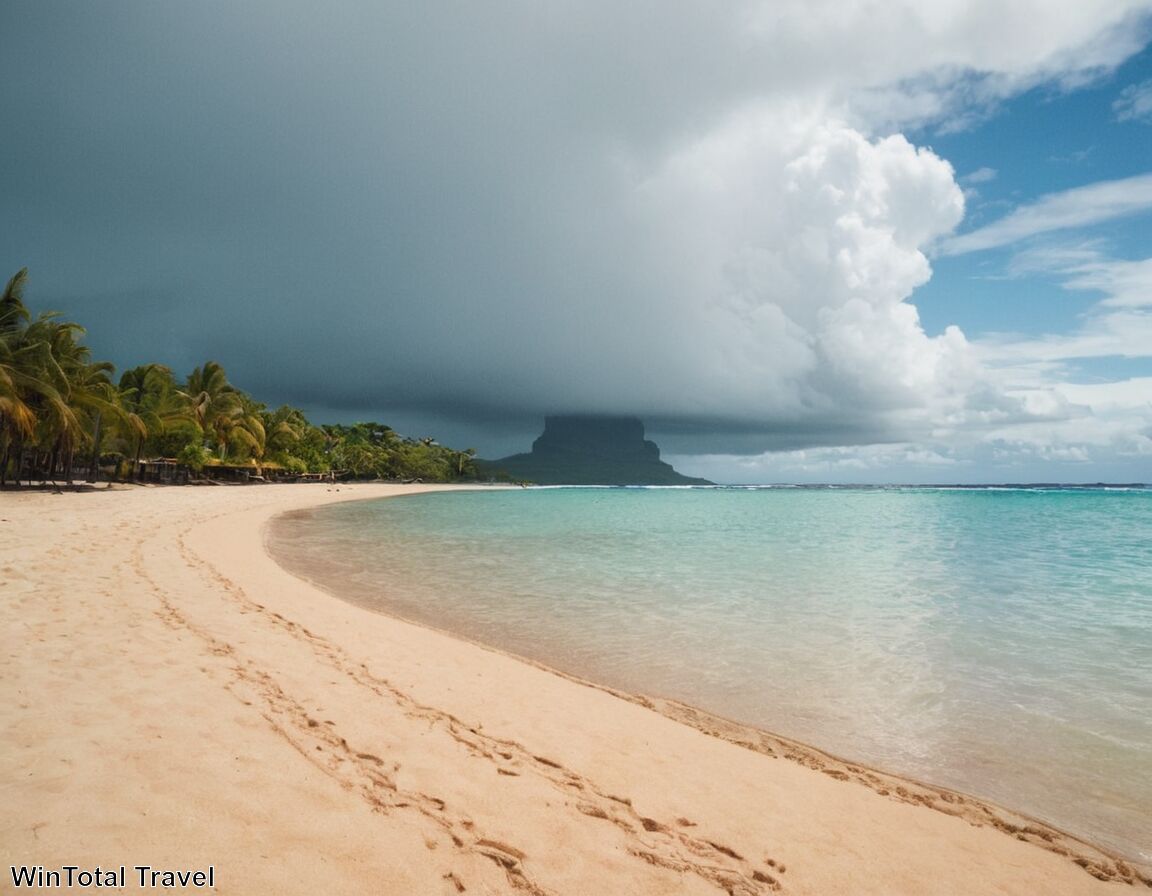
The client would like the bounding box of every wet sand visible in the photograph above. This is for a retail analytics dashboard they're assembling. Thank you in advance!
[2,483,1147,894]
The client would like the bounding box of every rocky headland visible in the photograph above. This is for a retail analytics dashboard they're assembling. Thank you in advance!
[482,416,712,485]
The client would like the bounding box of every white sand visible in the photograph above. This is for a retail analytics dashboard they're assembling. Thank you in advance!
[2,483,1146,894]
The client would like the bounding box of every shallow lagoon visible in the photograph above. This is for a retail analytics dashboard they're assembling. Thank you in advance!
[270,486,1152,861]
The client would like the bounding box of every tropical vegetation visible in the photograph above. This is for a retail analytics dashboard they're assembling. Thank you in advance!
[0,268,482,486]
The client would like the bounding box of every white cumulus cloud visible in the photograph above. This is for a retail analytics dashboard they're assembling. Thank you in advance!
[634,117,993,439]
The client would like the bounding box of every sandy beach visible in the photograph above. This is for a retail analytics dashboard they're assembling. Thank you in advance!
[2,483,1147,895]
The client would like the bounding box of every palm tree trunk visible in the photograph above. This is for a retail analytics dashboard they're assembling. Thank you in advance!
[133,434,144,482]
[87,413,102,484]
[64,442,75,486]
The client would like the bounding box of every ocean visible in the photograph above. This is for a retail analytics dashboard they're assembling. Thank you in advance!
[268,486,1152,861]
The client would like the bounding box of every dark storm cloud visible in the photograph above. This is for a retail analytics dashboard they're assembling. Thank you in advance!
[3,5,742,420]
[3,1,1150,461]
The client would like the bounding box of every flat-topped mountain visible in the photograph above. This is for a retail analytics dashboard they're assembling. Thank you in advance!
[482,416,712,485]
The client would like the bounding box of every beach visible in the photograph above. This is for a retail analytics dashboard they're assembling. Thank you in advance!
[2,483,1146,895]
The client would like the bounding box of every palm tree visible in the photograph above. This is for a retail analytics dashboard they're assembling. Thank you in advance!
[0,269,45,483]
[263,405,307,455]
[0,271,97,485]
[223,393,267,466]
[115,364,196,478]
[454,447,477,478]
[1,270,39,453]
[36,317,121,483]
[179,361,243,459]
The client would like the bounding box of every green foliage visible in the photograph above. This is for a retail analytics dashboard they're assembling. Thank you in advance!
[1,269,128,483]
[177,441,212,473]
[312,424,477,482]
[0,267,485,485]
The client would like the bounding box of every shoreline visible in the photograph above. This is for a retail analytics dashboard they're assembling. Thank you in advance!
[265,493,1147,873]
[3,483,1148,894]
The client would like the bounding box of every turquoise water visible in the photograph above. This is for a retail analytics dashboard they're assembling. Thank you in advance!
[269,486,1152,861]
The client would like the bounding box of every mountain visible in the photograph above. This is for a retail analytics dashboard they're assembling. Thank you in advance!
[481,416,712,485]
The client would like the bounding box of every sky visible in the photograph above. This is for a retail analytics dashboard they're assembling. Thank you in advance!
[3,1,1152,484]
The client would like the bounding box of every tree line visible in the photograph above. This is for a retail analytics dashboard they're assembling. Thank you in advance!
[0,268,482,486]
